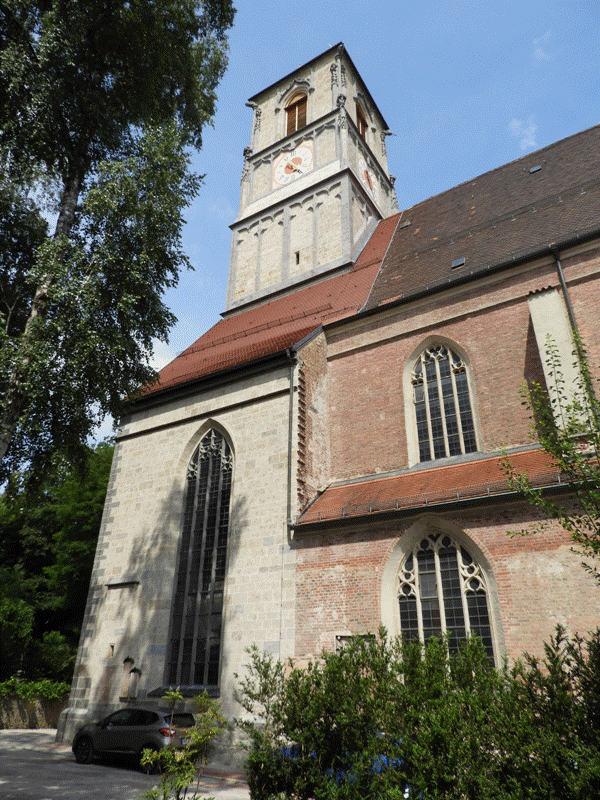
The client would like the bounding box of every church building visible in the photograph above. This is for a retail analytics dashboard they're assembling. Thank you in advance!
[58,44,600,757]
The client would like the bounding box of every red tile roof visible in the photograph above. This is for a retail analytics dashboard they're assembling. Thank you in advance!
[145,124,600,397]
[296,449,561,525]
[144,214,400,396]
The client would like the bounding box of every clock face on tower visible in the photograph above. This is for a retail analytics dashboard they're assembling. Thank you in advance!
[272,141,314,188]
[358,158,379,203]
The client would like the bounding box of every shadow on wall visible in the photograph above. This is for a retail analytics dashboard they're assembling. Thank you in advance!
[58,449,249,741]
[0,696,68,729]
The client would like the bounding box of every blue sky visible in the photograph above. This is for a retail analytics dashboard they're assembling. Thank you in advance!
[155,0,600,366]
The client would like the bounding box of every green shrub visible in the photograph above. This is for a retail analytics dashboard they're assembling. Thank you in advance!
[236,627,600,800]
[0,676,70,703]
[142,690,227,800]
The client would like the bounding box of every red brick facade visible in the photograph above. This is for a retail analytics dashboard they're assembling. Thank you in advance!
[294,503,598,664]
[294,241,600,665]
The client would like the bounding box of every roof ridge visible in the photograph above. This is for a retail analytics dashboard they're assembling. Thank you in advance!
[404,123,600,216]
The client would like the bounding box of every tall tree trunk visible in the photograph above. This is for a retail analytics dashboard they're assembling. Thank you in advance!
[0,156,86,463]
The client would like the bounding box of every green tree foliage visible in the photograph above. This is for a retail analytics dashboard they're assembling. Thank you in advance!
[0,0,235,478]
[502,336,600,582]
[236,629,600,800]
[0,440,113,679]
[0,186,48,338]
[142,690,228,799]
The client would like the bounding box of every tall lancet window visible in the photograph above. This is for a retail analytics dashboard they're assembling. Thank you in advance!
[166,429,233,689]
[398,531,495,662]
[412,344,478,462]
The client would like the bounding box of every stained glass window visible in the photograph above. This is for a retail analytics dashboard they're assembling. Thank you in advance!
[166,430,233,688]
[398,531,495,661]
[412,345,477,462]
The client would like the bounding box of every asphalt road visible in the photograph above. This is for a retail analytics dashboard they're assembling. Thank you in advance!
[0,729,250,800]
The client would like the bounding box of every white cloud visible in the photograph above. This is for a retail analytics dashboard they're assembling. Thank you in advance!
[151,338,178,370]
[509,116,538,151]
[532,31,552,64]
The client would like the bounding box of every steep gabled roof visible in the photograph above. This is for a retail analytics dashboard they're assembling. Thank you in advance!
[365,124,600,310]
[144,123,600,399]
[143,213,400,397]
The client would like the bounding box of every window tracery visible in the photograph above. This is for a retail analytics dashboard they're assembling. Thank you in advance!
[166,429,232,689]
[412,344,477,462]
[397,530,495,661]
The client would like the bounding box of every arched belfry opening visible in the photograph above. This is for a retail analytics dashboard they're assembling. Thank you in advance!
[286,91,307,136]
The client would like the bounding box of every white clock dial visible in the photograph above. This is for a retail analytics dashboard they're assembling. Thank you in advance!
[272,142,314,188]
[358,157,379,202]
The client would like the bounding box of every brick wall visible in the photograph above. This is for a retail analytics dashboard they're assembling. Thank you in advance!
[327,249,600,480]
[294,502,598,664]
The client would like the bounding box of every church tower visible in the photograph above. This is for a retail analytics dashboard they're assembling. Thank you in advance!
[226,44,398,311]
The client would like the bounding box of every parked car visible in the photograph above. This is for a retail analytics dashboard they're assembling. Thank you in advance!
[72,707,196,771]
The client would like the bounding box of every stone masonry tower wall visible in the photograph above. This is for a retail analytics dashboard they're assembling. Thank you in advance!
[226,44,398,311]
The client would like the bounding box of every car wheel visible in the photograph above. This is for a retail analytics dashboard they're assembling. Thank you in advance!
[139,745,161,775]
[74,736,94,764]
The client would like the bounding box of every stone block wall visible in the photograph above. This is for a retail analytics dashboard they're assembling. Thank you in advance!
[59,366,296,745]
[0,697,68,729]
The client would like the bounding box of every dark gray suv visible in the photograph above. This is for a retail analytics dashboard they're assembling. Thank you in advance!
[72,707,196,770]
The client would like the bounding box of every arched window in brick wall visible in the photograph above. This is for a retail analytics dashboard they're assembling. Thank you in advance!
[398,530,495,661]
[166,429,233,689]
[412,344,478,462]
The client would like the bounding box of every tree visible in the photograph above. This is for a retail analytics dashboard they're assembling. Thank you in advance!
[0,0,235,478]
[0,440,114,679]
[502,336,600,583]
[236,629,600,800]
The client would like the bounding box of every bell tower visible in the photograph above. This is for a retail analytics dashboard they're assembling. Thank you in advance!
[225,44,397,312]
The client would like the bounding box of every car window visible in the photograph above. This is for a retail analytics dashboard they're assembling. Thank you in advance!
[134,710,160,725]
[105,709,136,726]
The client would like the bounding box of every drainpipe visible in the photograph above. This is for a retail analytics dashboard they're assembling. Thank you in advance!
[279,348,296,653]
[286,348,296,526]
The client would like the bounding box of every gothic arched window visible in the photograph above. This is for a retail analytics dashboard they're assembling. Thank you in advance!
[412,344,478,462]
[166,429,233,689]
[398,531,495,661]
[286,92,307,136]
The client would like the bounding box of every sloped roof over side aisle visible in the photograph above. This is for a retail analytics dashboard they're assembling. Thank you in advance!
[142,213,401,399]
[365,124,600,310]
[295,449,562,527]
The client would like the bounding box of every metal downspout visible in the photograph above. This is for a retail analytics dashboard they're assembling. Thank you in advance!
[279,348,296,652]
[552,249,578,334]
[552,248,599,413]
